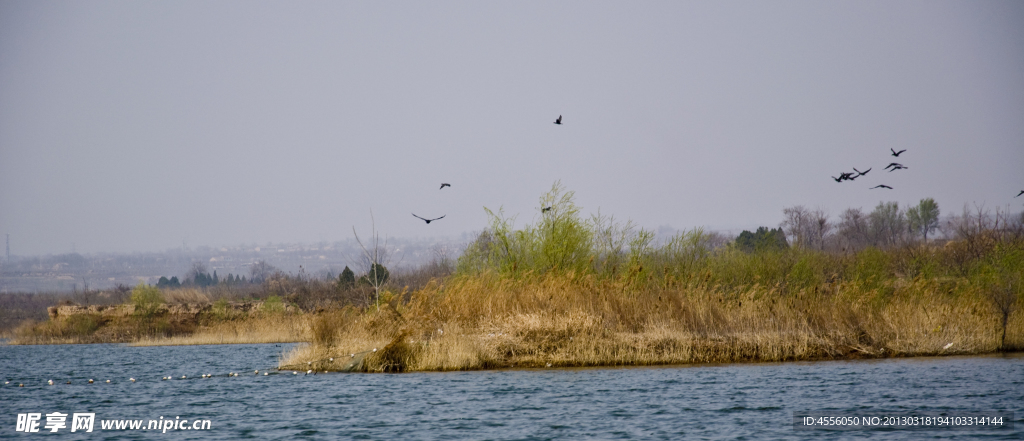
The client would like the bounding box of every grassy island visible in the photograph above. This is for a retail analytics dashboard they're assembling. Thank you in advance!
[11,184,1024,373]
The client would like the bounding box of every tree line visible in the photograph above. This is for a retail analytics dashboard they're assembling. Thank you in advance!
[772,198,943,252]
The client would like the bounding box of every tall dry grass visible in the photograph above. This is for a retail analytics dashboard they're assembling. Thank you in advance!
[131,314,309,346]
[280,273,1022,372]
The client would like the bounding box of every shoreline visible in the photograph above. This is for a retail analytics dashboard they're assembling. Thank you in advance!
[5,335,1021,373]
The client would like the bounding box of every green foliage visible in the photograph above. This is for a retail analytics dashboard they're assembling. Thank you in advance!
[193,272,215,287]
[907,198,940,240]
[458,181,596,278]
[211,298,232,320]
[65,314,101,336]
[653,228,715,284]
[263,295,285,314]
[156,276,180,288]
[338,266,356,289]
[870,201,906,247]
[131,283,163,316]
[360,263,390,286]
[735,227,789,252]
[851,247,891,289]
[452,182,1022,311]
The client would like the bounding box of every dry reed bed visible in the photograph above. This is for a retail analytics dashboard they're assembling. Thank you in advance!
[280,274,1022,372]
[130,315,310,346]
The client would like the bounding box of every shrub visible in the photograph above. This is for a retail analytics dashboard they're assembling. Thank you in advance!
[131,283,163,316]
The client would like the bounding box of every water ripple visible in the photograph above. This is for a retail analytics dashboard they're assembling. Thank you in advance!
[2,344,1022,439]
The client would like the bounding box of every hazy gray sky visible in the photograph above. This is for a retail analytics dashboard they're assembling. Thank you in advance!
[2,1,1022,256]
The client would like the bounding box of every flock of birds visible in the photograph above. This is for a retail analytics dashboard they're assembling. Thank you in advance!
[420,115,1023,224]
[831,148,910,190]
[410,115,565,225]
[832,149,1021,199]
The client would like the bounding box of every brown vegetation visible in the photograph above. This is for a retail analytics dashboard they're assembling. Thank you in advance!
[280,185,1024,373]
[280,271,1022,372]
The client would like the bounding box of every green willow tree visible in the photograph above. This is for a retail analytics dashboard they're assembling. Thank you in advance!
[907,197,940,241]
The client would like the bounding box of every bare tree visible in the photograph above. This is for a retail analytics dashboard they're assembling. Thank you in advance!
[810,208,832,251]
[781,205,812,249]
[189,262,209,283]
[986,271,1021,351]
[249,260,276,284]
[81,277,90,305]
[837,208,871,251]
[781,206,831,250]
[353,211,392,311]
[590,210,634,275]
[427,243,456,277]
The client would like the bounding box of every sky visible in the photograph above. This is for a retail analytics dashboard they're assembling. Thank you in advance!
[1,1,1023,256]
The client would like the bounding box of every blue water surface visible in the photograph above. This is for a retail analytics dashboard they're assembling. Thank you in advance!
[1,343,1021,440]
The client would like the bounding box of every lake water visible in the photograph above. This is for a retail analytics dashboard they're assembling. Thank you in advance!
[1,343,1021,439]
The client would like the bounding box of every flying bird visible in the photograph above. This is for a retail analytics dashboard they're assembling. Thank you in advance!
[887,164,908,172]
[542,206,553,212]
[884,163,907,171]
[891,148,907,157]
[832,176,843,183]
[412,213,446,224]
[440,183,450,189]
[1016,190,1024,198]
[853,167,871,176]
[554,115,562,125]
[871,185,893,190]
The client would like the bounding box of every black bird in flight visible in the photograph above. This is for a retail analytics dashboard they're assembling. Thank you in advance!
[853,167,871,176]
[871,185,893,190]
[412,213,446,224]
[542,206,553,212]
[891,148,907,157]
[833,172,856,182]
[884,163,907,171]
[1016,190,1024,198]
[554,115,562,125]
[440,183,450,189]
